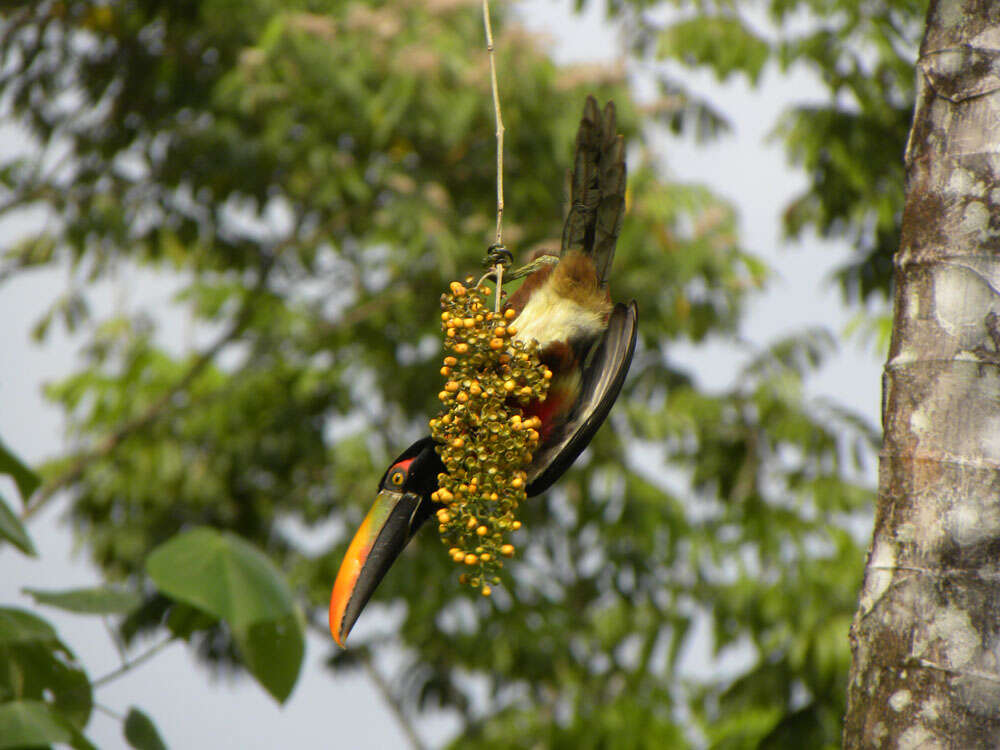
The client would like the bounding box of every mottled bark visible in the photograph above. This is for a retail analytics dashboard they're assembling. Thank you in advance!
[843,2,1000,748]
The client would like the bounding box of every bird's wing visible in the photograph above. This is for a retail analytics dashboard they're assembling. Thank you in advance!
[526,301,638,495]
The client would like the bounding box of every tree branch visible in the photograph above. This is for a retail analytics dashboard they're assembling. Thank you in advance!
[359,649,428,750]
[306,619,426,750]
[22,303,254,521]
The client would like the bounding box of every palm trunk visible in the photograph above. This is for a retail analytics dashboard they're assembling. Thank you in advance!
[843,1,1000,746]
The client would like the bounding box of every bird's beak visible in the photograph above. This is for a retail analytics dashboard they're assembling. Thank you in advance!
[329,489,422,647]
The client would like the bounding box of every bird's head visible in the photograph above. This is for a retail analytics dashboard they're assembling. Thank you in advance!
[328,437,442,647]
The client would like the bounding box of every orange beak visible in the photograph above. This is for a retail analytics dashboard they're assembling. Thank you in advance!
[329,489,422,647]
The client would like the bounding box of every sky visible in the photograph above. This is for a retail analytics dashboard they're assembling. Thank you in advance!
[0,1,884,747]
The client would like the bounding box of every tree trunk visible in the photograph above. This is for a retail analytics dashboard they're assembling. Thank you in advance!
[843,2,1000,747]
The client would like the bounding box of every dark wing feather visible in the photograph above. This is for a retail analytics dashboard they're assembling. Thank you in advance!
[526,301,638,496]
[560,97,627,287]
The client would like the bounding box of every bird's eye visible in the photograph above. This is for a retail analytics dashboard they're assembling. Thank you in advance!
[390,469,405,486]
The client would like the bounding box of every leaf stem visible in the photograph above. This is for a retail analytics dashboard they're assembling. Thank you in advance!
[92,636,176,689]
[94,702,125,722]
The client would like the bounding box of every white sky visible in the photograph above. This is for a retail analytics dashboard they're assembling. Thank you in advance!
[0,1,883,747]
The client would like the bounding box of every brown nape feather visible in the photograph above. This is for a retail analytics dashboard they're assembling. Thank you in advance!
[550,251,612,319]
[504,262,554,317]
[504,251,611,322]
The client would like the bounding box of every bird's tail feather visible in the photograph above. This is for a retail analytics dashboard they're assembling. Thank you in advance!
[560,96,626,286]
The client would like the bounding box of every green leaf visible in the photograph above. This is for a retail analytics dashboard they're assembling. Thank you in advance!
[124,707,168,750]
[658,16,771,84]
[165,602,218,639]
[23,585,142,615]
[233,612,305,703]
[0,607,57,644]
[0,438,40,503]
[147,528,305,701]
[0,493,35,555]
[146,527,295,628]
[0,608,93,728]
[0,700,95,750]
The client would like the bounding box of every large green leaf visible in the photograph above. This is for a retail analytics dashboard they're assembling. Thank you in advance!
[24,585,142,615]
[124,707,168,750]
[0,494,35,556]
[234,613,305,703]
[0,700,94,750]
[0,438,40,502]
[147,528,305,701]
[146,528,295,628]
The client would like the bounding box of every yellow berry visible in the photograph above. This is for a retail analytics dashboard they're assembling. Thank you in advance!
[504,308,516,320]
[512,521,521,530]
[481,586,492,596]
[501,544,515,557]
[476,525,488,537]
[464,553,478,565]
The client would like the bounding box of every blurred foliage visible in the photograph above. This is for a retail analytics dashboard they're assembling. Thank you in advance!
[627,0,927,305]
[0,0,918,747]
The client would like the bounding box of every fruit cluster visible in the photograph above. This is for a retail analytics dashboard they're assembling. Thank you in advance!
[429,280,551,595]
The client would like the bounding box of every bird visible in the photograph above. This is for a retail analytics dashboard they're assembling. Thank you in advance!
[329,96,638,647]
